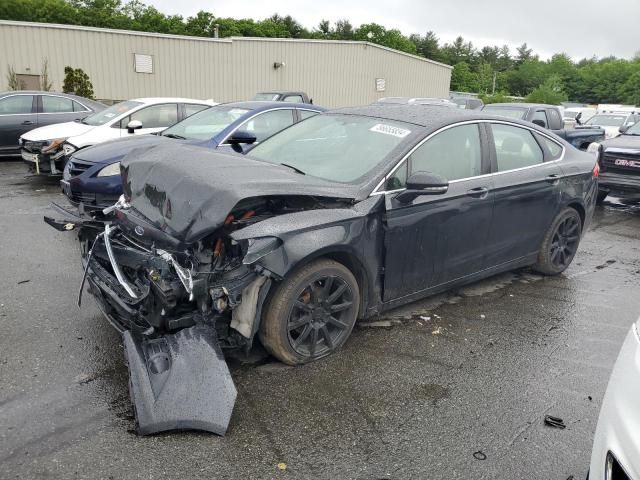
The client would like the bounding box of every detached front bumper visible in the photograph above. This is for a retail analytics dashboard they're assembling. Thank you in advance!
[589,323,640,480]
[79,228,239,436]
[21,148,68,175]
[599,171,640,195]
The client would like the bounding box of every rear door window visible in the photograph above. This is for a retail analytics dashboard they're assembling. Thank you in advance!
[298,109,320,121]
[531,110,549,128]
[491,124,544,171]
[42,95,74,113]
[184,103,209,118]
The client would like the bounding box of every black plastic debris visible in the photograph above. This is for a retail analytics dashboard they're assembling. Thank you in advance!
[124,324,237,436]
[544,415,566,429]
[473,451,487,460]
[17,279,30,285]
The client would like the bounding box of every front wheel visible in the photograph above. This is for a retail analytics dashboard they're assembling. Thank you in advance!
[259,259,360,365]
[533,207,582,275]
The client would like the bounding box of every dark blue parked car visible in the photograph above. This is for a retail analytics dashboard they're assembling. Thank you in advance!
[61,101,324,208]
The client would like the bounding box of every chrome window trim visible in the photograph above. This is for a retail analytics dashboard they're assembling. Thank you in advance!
[0,93,36,116]
[370,119,565,196]
[219,107,299,145]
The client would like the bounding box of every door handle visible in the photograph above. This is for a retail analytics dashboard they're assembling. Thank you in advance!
[21,120,34,126]
[466,186,489,199]
[545,174,560,184]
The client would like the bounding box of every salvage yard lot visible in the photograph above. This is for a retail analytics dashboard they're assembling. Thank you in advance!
[1,159,639,480]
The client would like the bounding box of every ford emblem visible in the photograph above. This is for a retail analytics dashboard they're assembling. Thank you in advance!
[134,225,145,236]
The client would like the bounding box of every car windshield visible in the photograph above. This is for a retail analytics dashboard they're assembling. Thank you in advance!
[585,114,627,127]
[249,114,412,184]
[624,122,640,135]
[161,106,250,140]
[482,106,528,119]
[253,93,280,101]
[81,100,142,126]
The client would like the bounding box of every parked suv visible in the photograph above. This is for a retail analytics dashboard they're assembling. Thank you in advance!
[595,120,640,203]
[0,91,104,157]
[20,97,214,175]
[482,103,605,150]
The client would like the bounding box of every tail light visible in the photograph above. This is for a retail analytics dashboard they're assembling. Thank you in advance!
[593,162,600,178]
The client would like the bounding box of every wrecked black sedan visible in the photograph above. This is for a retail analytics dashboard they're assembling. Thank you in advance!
[46,105,598,436]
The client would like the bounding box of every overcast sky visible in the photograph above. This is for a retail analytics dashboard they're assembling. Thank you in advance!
[144,0,639,60]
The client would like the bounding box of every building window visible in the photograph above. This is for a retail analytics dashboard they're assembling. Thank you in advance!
[134,54,153,74]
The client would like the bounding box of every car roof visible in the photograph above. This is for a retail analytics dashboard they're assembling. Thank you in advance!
[0,90,107,110]
[326,103,561,139]
[129,97,215,105]
[215,101,324,111]
[485,103,557,109]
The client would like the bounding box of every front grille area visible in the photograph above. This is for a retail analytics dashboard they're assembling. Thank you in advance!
[23,140,48,153]
[68,160,93,177]
[602,152,640,176]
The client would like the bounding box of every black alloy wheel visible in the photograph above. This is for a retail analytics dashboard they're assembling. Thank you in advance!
[287,275,354,358]
[260,259,360,365]
[549,215,581,269]
[534,207,582,275]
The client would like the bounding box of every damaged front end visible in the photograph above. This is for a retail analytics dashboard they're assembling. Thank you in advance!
[47,197,285,436]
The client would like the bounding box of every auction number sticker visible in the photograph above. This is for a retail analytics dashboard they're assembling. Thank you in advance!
[370,123,411,138]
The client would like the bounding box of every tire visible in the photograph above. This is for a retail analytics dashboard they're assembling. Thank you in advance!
[259,259,360,365]
[533,207,582,275]
[596,190,608,205]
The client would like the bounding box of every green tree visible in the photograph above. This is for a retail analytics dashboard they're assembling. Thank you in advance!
[450,62,479,92]
[62,66,95,98]
[333,19,354,40]
[618,70,640,105]
[476,63,494,94]
[410,31,442,62]
[526,74,568,104]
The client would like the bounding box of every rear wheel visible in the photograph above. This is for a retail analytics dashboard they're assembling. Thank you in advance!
[533,207,582,275]
[259,259,359,365]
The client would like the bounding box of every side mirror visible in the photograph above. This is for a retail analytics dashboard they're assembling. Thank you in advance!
[619,124,630,134]
[575,112,583,125]
[227,130,257,145]
[532,119,546,128]
[127,120,143,134]
[395,172,449,203]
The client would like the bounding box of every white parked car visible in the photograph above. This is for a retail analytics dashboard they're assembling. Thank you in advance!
[20,97,216,175]
[582,109,640,140]
[589,317,640,480]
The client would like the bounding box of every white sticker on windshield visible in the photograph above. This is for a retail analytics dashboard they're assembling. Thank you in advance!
[370,123,411,138]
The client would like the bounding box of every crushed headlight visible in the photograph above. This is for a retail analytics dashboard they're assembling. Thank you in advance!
[42,138,67,153]
[62,143,77,156]
[242,237,282,265]
[97,162,121,177]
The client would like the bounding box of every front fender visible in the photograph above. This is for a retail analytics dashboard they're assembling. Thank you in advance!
[230,198,384,313]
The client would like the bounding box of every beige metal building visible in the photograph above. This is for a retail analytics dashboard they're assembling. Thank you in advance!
[0,20,452,107]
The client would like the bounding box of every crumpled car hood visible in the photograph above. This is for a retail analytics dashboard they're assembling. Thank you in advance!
[120,143,356,243]
[73,135,175,165]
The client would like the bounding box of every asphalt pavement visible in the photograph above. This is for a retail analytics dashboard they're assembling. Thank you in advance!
[1,159,639,480]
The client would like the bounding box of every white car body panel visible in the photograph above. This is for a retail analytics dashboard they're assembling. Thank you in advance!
[21,121,94,141]
[590,320,640,480]
[20,97,215,148]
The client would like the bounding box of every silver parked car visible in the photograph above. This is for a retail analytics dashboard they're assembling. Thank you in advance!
[590,316,640,480]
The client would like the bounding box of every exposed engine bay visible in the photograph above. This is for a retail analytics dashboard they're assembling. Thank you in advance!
[45,193,354,436]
